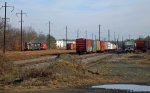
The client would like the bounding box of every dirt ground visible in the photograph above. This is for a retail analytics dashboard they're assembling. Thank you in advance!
[88,53,150,85]
[0,53,150,93]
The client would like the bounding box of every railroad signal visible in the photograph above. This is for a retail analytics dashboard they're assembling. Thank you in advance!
[0,2,14,54]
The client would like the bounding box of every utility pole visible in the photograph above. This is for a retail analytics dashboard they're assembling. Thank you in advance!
[49,21,51,49]
[99,24,100,41]
[114,32,116,43]
[16,10,27,51]
[122,36,124,50]
[0,2,14,54]
[66,26,67,50]
[92,33,93,40]
[108,29,110,42]
[117,34,119,48]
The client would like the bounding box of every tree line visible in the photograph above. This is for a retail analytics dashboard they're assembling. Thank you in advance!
[0,17,56,51]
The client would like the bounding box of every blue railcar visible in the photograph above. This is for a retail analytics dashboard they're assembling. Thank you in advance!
[92,40,97,52]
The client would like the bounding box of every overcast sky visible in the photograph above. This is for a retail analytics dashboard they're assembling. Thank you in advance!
[0,0,150,40]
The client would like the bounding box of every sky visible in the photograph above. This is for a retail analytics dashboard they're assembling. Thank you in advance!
[0,0,150,40]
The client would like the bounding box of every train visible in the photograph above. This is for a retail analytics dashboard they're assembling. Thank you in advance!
[24,42,47,50]
[123,38,150,53]
[76,38,117,54]
[124,39,135,53]
[66,43,76,50]
[135,39,146,52]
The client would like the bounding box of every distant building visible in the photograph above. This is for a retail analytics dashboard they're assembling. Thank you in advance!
[56,39,75,49]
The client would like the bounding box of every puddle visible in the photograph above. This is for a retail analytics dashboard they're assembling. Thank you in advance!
[92,84,150,92]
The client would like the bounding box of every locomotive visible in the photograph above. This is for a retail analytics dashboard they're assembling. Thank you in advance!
[24,42,47,50]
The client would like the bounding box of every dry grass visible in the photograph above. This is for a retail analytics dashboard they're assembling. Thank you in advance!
[0,53,19,85]
[1,53,150,90]
[119,53,150,65]
[4,49,75,61]
[0,53,112,89]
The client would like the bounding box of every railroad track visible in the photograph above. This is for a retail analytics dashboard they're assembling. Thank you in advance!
[12,53,114,69]
[85,54,113,68]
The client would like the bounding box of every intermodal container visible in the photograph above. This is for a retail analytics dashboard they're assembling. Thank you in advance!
[112,44,117,50]
[92,40,97,52]
[100,41,106,52]
[76,38,92,53]
[107,42,112,50]
[96,41,100,51]
[105,42,108,51]
[73,43,76,50]
[86,39,93,52]
[67,43,73,50]
[135,39,146,52]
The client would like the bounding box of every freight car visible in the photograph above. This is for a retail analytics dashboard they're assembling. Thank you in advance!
[124,39,135,53]
[24,42,47,50]
[76,38,92,54]
[96,41,100,52]
[100,41,107,52]
[106,42,117,52]
[92,40,97,52]
[67,43,76,50]
[135,39,146,52]
[76,38,117,54]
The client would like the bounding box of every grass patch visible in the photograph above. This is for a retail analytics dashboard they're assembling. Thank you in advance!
[0,53,20,85]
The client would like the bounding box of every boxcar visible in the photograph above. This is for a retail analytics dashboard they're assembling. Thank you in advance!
[107,42,112,50]
[92,40,97,52]
[104,42,108,51]
[96,41,100,52]
[135,39,146,52]
[76,38,92,53]
[67,43,73,50]
[73,43,76,50]
[67,43,76,50]
[100,41,106,52]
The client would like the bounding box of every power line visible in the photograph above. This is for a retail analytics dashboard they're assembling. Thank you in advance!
[16,10,27,51]
[0,2,14,54]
